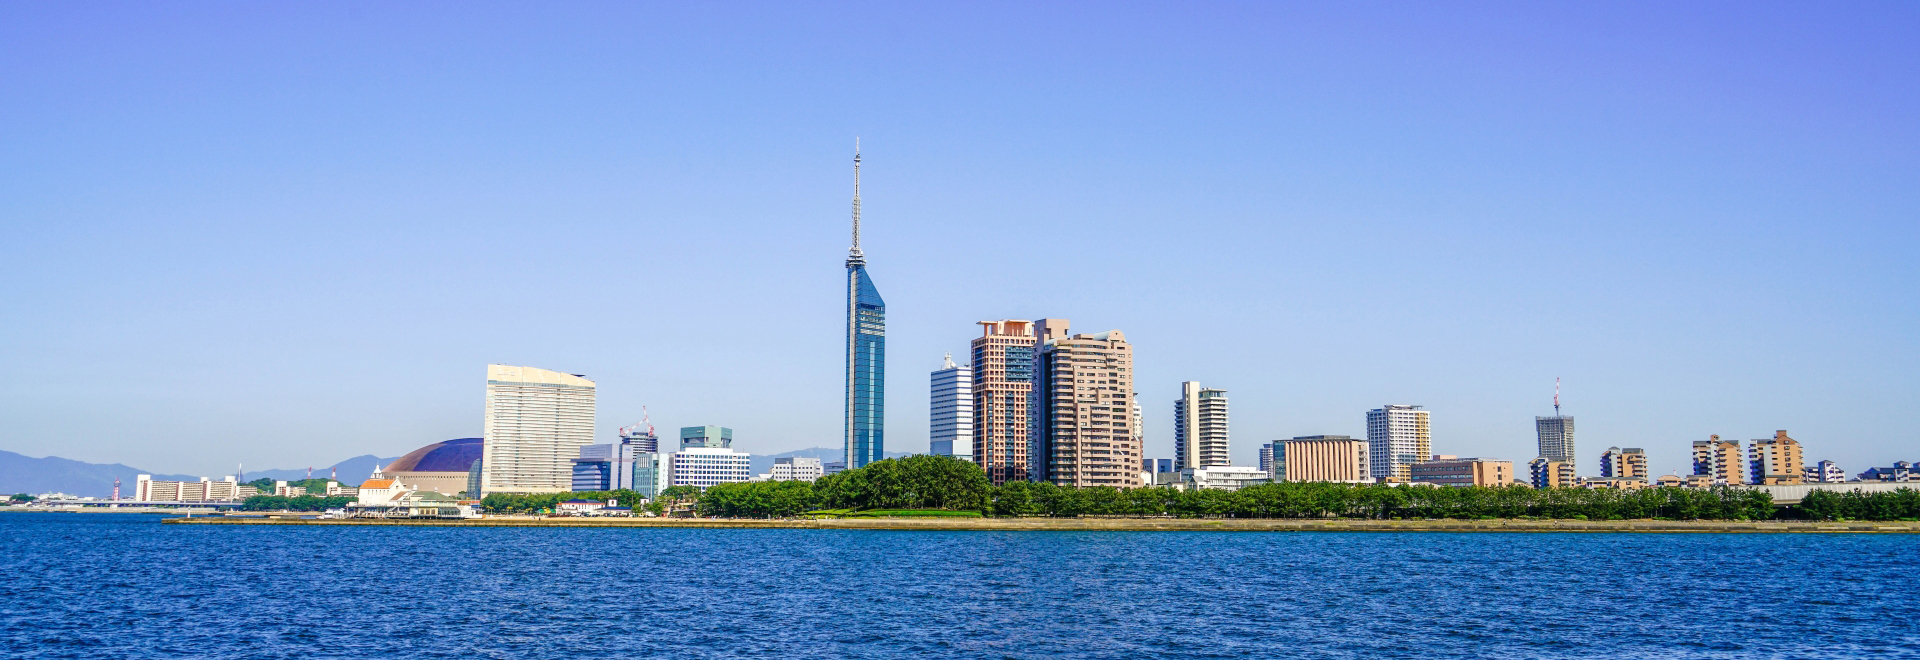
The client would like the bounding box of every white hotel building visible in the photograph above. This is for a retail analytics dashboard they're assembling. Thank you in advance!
[480,364,596,495]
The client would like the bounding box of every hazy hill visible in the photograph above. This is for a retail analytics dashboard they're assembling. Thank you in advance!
[0,451,402,498]
[0,450,197,498]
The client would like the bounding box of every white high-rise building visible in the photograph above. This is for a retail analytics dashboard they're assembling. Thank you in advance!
[1174,382,1229,470]
[481,365,597,494]
[1367,405,1431,481]
[930,353,973,460]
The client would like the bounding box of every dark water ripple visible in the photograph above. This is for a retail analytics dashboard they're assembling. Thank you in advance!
[1,513,1916,659]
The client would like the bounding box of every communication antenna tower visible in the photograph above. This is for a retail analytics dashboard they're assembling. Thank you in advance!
[1554,377,1561,416]
[113,478,121,502]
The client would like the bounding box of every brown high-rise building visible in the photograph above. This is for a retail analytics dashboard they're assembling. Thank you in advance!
[1035,320,1142,488]
[971,320,1038,486]
[1691,435,1744,485]
[1748,430,1805,485]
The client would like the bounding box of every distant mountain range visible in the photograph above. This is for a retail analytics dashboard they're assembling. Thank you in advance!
[0,451,399,498]
[4,445,914,497]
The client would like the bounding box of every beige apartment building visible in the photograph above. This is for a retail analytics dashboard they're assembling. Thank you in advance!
[1274,436,1372,483]
[1748,430,1805,485]
[1035,320,1141,488]
[1691,435,1745,485]
[479,364,597,494]
[1600,447,1648,482]
[972,320,1039,486]
[1528,458,1578,488]
[1411,455,1514,487]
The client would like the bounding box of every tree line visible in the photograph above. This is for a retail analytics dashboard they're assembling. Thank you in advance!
[462,455,1919,522]
[240,495,355,511]
[1796,488,1920,521]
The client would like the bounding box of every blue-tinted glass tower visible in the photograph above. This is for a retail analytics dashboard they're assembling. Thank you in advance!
[845,143,886,469]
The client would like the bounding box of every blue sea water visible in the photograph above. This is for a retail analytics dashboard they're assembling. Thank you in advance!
[1,514,1915,659]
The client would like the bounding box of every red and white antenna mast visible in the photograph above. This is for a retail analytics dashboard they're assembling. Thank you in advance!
[1553,377,1561,416]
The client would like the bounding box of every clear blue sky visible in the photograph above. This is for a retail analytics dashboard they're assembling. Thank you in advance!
[2,2,1915,479]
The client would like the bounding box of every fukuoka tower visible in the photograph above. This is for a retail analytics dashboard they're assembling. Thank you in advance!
[844,140,886,469]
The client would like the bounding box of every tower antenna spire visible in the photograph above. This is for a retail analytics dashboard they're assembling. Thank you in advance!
[848,138,864,265]
[1554,377,1561,416]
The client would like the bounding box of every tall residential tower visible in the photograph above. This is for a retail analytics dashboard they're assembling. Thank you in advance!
[1035,320,1141,488]
[844,142,887,469]
[1367,404,1430,481]
[972,320,1037,485]
[1174,382,1230,470]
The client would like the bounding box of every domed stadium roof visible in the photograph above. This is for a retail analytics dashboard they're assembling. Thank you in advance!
[384,437,483,473]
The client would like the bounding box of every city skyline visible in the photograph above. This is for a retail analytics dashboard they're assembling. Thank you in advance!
[3,4,1915,480]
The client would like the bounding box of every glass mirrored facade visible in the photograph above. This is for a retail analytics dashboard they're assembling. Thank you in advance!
[846,264,886,468]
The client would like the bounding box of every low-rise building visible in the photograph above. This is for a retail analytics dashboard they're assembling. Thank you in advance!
[1528,458,1578,488]
[1858,462,1912,483]
[769,457,824,482]
[1585,477,1649,490]
[274,481,308,497]
[134,475,253,502]
[1410,455,1514,487]
[1182,466,1270,491]
[1803,460,1847,484]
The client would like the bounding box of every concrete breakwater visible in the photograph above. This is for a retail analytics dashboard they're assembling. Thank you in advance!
[161,516,1920,533]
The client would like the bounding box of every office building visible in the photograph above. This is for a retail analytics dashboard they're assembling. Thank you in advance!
[1803,460,1846,484]
[1174,382,1230,470]
[1035,319,1142,488]
[930,353,973,459]
[971,319,1038,485]
[843,144,887,470]
[1600,447,1648,482]
[1748,430,1805,485]
[1259,443,1275,479]
[480,365,597,494]
[1274,436,1371,483]
[1692,435,1745,485]
[609,422,660,493]
[1536,416,1575,465]
[1859,462,1913,482]
[1411,455,1514,487]
[570,446,613,492]
[1367,405,1430,482]
[770,457,825,482]
[681,426,733,449]
[667,447,753,489]
[1528,458,1577,488]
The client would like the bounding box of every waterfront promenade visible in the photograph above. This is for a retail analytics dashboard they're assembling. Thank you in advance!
[163,515,1920,533]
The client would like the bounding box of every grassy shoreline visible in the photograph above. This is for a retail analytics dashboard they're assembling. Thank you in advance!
[159,516,1920,533]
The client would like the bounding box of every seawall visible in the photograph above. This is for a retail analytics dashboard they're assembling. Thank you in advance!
[160,516,1920,533]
